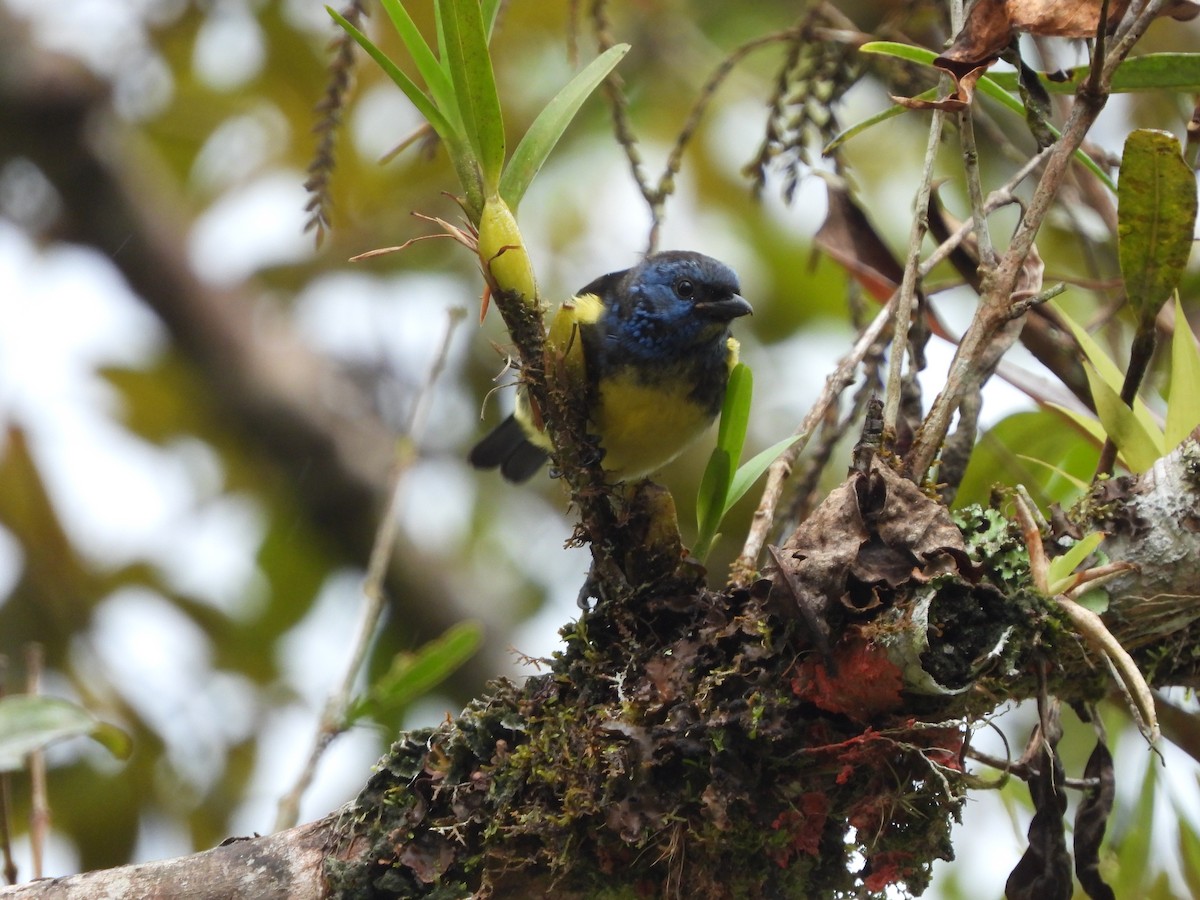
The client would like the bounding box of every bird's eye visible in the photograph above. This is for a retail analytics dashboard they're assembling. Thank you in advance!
[674,278,695,299]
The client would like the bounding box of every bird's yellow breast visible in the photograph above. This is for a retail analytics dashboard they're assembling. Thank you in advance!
[591,337,740,479]
[591,371,714,478]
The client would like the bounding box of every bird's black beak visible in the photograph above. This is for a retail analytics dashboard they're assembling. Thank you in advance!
[695,293,753,321]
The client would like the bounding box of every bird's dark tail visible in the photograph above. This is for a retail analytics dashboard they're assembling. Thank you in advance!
[468,415,549,483]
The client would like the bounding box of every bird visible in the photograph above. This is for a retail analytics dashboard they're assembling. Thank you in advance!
[469,250,752,483]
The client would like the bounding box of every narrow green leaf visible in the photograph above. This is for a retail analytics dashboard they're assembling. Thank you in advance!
[482,0,503,37]
[1167,295,1200,447]
[989,54,1200,95]
[824,88,937,154]
[440,0,505,192]
[694,447,733,560]
[724,433,803,518]
[499,44,630,209]
[348,621,483,722]
[1046,531,1105,594]
[328,6,458,144]
[1118,130,1198,325]
[857,42,1116,191]
[0,695,132,771]
[858,41,938,67]
[1085,362,1164,473]
[379,0,460,130]
[1053,300,1164,442]
[717,364,752,464]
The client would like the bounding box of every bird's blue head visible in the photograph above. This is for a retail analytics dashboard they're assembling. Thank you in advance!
[600,251,751,363]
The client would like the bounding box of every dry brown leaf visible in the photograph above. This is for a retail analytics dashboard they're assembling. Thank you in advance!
[892,0,1200,109]
[937,0,1199,76]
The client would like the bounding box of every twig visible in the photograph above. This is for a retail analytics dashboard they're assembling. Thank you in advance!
[959,106,995,269]
[24,646,45,881]
[728,150,1048,582]
[966,747,1101,790]
[883,107,944,440]
[729,298,894,586]
[881,0,966,437]
[274,308,467,832]
[590,0,804,252]
[902,2,1163,482]
[0,657,15,886]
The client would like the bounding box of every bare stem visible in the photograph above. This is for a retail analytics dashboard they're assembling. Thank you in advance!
[23,647,45,881]
[900,4,1162,482]
[730,299,895,586]
[274,309,466,832]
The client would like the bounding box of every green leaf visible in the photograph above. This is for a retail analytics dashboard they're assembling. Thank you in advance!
[0,695,132,771]
[1074,589,1109,613]
[347,621,482,723]
[1046,531,1105,594]
[1180,804,1200,900]
[1167,295,1200,448]
[328,7,458,145]
[694,364,752,560]
[1046,403,1108,445]
[857,42,1116,191]
[1118,130,1198,326]
[481,0,503,37]
[379,0,461,131]
[439,0,505,192]
[1053,300,1164,442]
[724,433,802,518]
[858,41,937,67]
[956,410,1098,509]
[717,364,752,467]
[1085,361,1164,473]
[1112,755,1157,898]
[824,88,937,154]
[499,44,630,210]
[988,53,1200,95]
[1014,454,1090,494]
[694,446,733,561]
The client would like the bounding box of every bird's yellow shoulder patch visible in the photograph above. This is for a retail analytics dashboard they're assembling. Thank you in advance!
[725,336,740,373]
[566,292,605,325]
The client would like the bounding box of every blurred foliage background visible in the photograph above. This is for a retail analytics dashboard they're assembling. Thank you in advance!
[2,1,1200,897]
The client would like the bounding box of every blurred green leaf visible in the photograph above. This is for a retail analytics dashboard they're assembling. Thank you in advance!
[0,696,131,771]
[1014,455,1090,494]
[348,621,483,723]
[1167,295,1200,448]
[1118,130,1197,326]
[499,44,629,210]
[956,411,1097,508]
[439,0,504,192]
[1179,809,1200,899]
[1112,756,1157,898]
